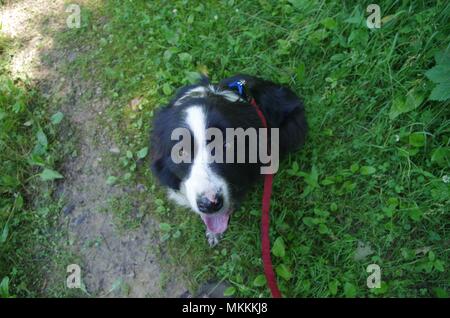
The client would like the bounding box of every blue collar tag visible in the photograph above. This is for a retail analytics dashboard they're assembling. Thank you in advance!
[227,79,247,97]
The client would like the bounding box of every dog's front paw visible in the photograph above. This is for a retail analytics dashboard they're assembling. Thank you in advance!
[206,231,221,247]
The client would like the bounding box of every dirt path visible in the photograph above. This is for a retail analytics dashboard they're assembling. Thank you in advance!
[1,0,187,297]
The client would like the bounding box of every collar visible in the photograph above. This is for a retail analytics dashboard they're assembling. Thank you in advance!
[227,80,268,128]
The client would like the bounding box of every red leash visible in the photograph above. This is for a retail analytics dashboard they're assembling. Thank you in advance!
[250,98,282,298]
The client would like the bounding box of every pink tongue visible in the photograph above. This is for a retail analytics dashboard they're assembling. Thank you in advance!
[201,213,230,234]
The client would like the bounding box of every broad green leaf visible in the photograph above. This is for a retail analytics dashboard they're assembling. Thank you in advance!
[314,208,329,217]
[178,52,192,64]
[106,176,117,185]
[51,112,64,124]
[329,280,339,296]
[321,177,335,185]
[159,223,171,232]
[370,281,389,295]
[276,264,292,281]
[425,64,450,83]
[223,286,236,296]
[389,97,406,120]
[172,230,181,239]
[28,154,45,167]
[406,90,425,111]
[389,89,424,120]
[318,223,330,234]
[36,129,48,148]
[426,49,450,101]
[321,17,337,30]
[350,163,360,173]
[162,83,173,96]
[429,82,450,101]
[344,282,357,298]
[409,132,426,147]
[185,71,201,84]
[288,0,313,10]
[272,237,286,258]
[296,62,305,82]
[344,11,363,25]
[164,29,179,45]
[163,49,175,61]
[434,260,445,272]
[0,276,10,298]
[387,197,399,207]
[409,208,423,221]
[306,165,319,187]
[303,217,315,227]
[348,29,368,46]
[435,49,450,65]
[431,147,450,167]
[382,206,394,217]
[15,194,24,209]
[360,166,376,175]
[253,275,267,287]
[40,168,63,181]
[434,287,449,298]
[0,223,8,243]
[137,147,148,159]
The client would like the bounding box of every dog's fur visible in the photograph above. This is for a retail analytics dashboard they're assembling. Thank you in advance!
[150,74,307,246]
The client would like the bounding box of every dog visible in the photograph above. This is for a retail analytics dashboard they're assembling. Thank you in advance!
[150,74,307,246]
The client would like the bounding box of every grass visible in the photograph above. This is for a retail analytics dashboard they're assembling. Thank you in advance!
[59,0,449,297]
[0,33,78,297]
[3,0,450,297]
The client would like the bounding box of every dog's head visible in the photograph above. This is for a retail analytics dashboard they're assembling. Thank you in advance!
[150,75,307,236]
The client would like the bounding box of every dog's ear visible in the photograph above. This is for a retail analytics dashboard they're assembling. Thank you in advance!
[150,107,181,190]
[220,74,308,155]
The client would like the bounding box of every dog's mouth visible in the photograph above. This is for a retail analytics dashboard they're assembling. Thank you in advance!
[200,210,232,234]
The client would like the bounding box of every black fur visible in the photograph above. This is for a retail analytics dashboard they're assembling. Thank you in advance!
[218,74,307,156]
[150,74,307,207]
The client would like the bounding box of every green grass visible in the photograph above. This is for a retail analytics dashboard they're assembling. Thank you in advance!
[60,0,450,297]
[0,34,77,297]
[10,0,450,297]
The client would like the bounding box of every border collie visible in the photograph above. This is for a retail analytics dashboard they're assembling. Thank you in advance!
[150,74,307,246]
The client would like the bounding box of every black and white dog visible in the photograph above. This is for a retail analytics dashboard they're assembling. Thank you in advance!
[150,74,307,246]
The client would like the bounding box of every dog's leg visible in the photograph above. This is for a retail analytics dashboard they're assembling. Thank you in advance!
[206,231,222,247]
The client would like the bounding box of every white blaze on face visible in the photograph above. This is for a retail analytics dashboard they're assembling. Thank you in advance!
[181,106,231,233]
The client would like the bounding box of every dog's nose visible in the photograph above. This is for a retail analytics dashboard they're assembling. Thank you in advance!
[196,193,224,214]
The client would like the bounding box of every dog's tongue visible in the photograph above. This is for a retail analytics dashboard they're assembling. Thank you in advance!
[201,213,230,234]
